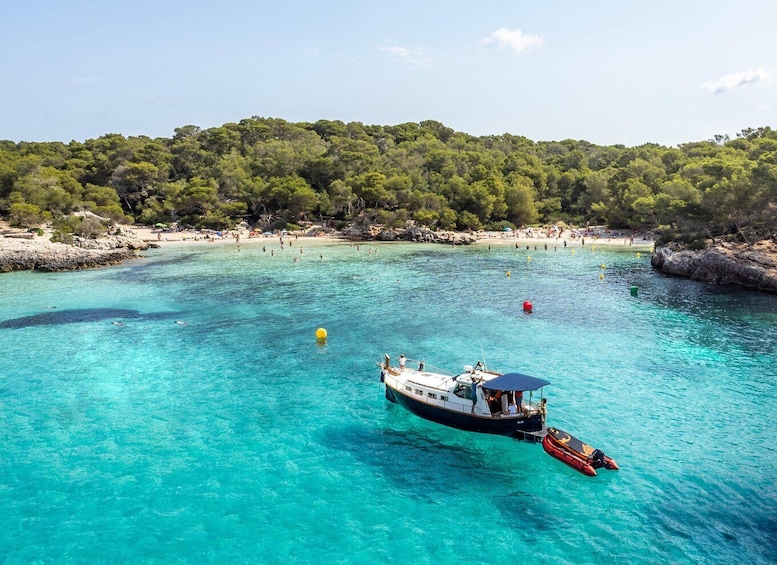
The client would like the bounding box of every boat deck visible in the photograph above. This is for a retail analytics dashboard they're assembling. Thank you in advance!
[403,369,456,390]
[517,428,547,442]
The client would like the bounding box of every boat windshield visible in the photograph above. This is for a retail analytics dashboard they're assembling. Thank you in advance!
[453,384,473,400]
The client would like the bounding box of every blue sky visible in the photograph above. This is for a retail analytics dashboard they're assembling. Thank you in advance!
[2,0,776,146]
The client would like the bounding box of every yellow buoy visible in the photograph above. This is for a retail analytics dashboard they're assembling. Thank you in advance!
[601,263,606,269]
[591,245,596,251]
[637,252,641,258]
[506,270,511,277]
[571,249,575,255]
[599,273,604,280]
[315,328,328,340]
[527,256,531,262]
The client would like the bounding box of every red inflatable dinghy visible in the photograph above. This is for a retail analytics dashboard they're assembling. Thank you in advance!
[542,427,619,476]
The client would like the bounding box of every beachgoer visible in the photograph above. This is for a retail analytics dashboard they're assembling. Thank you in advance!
[398,354,406,372]
[516,390,523,413]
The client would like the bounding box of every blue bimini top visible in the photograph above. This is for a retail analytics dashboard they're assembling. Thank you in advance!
[485,373,550,391]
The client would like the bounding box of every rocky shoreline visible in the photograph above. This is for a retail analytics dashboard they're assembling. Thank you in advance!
[651,239,777,293]
[0,234,151,273]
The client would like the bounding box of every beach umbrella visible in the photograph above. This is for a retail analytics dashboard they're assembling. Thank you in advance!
[155,223,168,228]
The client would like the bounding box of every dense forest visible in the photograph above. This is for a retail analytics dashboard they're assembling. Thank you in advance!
[1,118,776,245]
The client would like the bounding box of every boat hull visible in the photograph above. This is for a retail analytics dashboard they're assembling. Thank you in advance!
[388,383,544,438]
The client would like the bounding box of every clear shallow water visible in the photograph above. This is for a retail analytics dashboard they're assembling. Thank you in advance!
[1,240,776,564]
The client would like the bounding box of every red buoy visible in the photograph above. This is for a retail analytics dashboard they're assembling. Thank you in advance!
[523,300,533,313]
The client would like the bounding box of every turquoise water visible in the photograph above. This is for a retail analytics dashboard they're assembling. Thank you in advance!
[1,240,776,564]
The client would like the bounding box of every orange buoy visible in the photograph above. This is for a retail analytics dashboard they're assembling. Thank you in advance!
[523,300,533,314]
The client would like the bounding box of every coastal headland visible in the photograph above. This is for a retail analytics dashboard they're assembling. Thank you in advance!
[651,239,777,293]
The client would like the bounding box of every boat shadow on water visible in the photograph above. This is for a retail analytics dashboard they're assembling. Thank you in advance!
[319,422,540,490]
[318,422,559,530]
[321,424,500,479]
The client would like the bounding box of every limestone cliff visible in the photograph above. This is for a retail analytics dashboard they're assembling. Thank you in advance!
[651,240,777,293]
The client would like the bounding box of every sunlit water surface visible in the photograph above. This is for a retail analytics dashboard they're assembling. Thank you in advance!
[1,240,775,563]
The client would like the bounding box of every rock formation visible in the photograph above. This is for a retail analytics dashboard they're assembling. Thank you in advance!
[341,225,477,245]
[0,233,151,273]
[651,239,777,293]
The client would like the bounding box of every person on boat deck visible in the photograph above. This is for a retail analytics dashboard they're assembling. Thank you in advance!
[398,355,406,372]
[488,390,502,413]
[516,390,524,413]
[506,391,517,414]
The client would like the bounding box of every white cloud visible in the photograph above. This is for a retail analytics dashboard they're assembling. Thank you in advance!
[380,45,432,69]
[702,68,775,94]
[481,28,543,54]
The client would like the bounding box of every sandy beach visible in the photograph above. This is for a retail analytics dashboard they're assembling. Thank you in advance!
[121,224,655,251]
[0,221,655,272]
